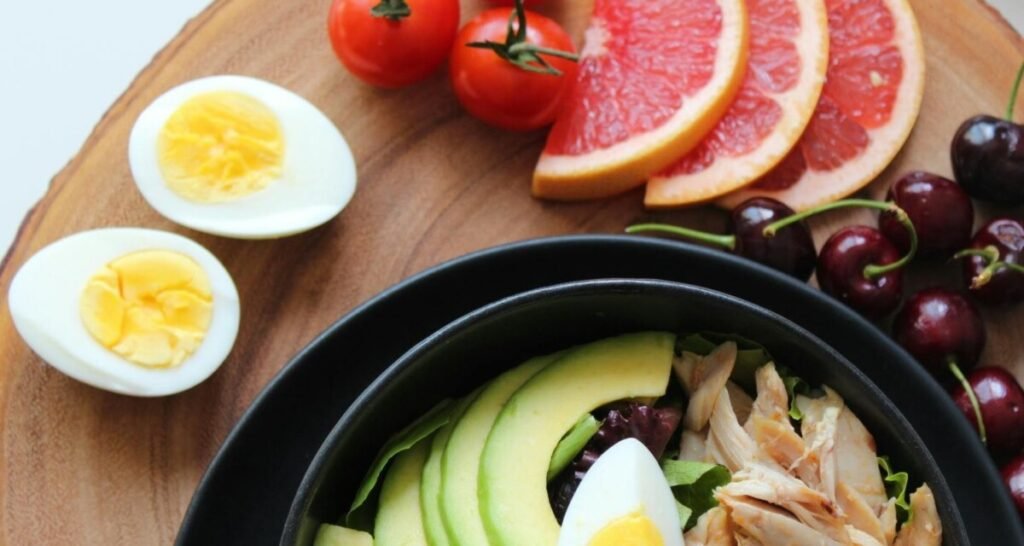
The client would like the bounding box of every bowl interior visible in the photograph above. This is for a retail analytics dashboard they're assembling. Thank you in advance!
[283,278,967,545]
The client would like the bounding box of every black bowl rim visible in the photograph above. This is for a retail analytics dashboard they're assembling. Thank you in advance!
[175,234,1018,545]
[282,277,966,545]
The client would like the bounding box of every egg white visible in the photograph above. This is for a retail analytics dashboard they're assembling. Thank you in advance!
[128,75,357,239]
[7,228,240,397]
[558,438,684,546]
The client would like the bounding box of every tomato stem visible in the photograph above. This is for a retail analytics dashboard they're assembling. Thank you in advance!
[1007,60,1024,121]
[954,245,1024,289]
[949,358,987,445]
[625,224,737,251]
[762,199,917,280]
[465,0,578,76]
[371,0,410,20]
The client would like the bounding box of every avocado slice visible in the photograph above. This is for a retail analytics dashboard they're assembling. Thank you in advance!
[421,395,478,546]
[374,439,430,546]
[314,524,373,546]
[479,332,676,546]
[439,352,560,546]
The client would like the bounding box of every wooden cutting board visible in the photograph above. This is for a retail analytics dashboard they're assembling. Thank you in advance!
[0,0,1021,543]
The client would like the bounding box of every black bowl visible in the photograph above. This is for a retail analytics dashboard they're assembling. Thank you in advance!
[282,278,967,546]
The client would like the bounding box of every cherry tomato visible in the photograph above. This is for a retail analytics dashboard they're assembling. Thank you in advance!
[327,0,459,88]
[492,0,545,5]
[449,8,577,131]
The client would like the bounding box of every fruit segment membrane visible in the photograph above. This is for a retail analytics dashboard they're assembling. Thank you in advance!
[543,0,724,156]
[644,0,831,207]
[715,0,924,211]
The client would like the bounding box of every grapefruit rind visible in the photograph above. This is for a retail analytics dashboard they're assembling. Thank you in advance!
[532,0,750,201]
[717,0,926,211]
[644,0,830,208]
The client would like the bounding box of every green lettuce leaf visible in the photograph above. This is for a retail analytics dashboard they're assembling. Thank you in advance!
[677,332,773,392]
[776,366,818,421]
[661,459,731,531]
[878,456,912,525]
[346,398,455,526]
[547,414,602,481]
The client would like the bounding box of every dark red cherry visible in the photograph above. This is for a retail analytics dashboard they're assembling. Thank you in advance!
[893,287,986,379]
[951,367,1024,456]
[961,218,1024,305]
[730,198,817,282]
[951,115,1024,206]
[879,171,973,259]
[1002,455,1024,519]
[816,226,903,319]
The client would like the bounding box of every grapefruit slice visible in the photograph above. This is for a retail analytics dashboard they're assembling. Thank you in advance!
[718,0,926,211]
[644,0,830,207]
[532,0,749,201]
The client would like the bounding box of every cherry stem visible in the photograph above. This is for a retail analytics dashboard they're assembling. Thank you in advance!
[763,199,918,280]
[465,0,578,76]
[954,245,1024,289]
[625,224,736,251]
[949,359,987,445]
[370,0,410,19]
[1007,60,1024,121]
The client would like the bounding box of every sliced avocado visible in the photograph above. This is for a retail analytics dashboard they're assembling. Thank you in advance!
[546,413,601,481]
[314,524,373,546]
[439,352,560,546]
[479,332,676,546]
[374,439,430,546]
[422,395,478,546]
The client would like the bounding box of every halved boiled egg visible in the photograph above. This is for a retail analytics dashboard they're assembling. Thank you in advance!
[558,438,684,546]
[129,75,356,239]
[7,228,240,396]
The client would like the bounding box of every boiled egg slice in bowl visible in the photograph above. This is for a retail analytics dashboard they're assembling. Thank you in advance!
[129,75,356,239]
[7,228,240,396]
[558,438,684,546]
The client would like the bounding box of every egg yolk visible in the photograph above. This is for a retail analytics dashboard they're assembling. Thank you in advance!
[588,512,664,546]
[80,250,213,368]
[157,91,284,203]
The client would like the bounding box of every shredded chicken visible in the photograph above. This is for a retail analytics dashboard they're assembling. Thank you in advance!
[728,381,754,425]
[684,342,738,431]
[847,526,885,546]
[707,386,756,472]
[798,391,842,503]
[836,481,886,544]
[748,416,821,488]
[893,485,942,546]
[673,351,703,393]
[835,404,888,512]
[879,499,898,545]
[670,345,942,546]
[745,363,791,430]
[734,533,763,546]
[680,428,709,463]
[720,496,844,546]
[719,463,849,543]
[685,507,735,546]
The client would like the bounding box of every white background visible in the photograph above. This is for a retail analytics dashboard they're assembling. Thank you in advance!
[1,1,1022,254]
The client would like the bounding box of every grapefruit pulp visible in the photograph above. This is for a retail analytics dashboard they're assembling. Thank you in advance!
[719,0,926,211]
[532,0,749,201]
[645,0,830,207]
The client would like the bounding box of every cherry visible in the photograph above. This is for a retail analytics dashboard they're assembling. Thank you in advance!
[957,218,1024,305]
[627,198,816,281]
[893,287,986,378]
[816,226,904,319]
[951,63,1024,206]
[951,367,1024,456]
[1002,455,1024,519]
[729,198,816,281]
[879,171,973,259]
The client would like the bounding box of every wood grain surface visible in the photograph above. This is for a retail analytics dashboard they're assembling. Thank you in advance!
[1,0,1022,543]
